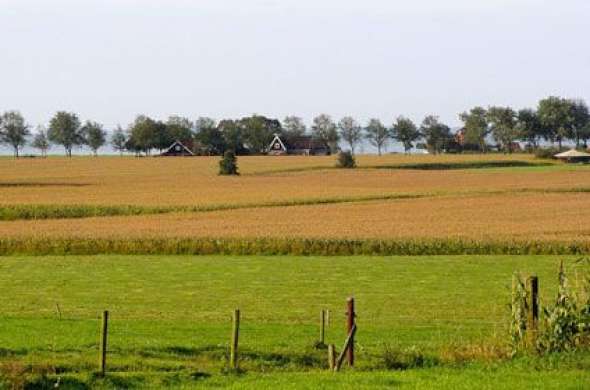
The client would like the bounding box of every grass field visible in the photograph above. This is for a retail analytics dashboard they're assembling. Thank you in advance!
[1,254,589,388]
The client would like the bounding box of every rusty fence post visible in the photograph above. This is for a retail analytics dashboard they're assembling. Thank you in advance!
[230,309,240,370]
[98,310,109,376]
[526,276,539,349]
[346,297,355,367]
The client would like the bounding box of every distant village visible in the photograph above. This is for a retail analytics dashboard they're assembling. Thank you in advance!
[0,95,589,158]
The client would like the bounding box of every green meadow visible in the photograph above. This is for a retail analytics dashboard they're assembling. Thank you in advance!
[1,255,588,388]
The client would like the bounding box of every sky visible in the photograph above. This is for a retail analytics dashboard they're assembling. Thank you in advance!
[1,0,589,134]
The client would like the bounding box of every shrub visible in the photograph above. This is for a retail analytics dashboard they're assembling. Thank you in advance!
[538,261,590,352]
[534,147,561,160]
[219,150,239,175]
[511,260,590,354]
[336,151,356,168]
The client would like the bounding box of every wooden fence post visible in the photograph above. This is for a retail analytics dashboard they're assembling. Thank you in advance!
[230,309,240,370]
[334,324,357,372]
[319,309,326,345]
[98,310,109,376]
[328,344,336,370]
[526,276,539,349]
[346,297,355,367]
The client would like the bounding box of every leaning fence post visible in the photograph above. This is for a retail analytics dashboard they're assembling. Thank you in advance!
[319,309,326,345]
[346,297,355,367]
[98,310,109,376]
[230,309,240,370]
[334,324,357,372]
[526,276,539,349]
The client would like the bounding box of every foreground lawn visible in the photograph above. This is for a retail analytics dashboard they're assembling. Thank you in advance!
[0,255,587,388]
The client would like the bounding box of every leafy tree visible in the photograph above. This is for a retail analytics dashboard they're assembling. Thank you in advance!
[48,111,83,157]
[127,115,159,155]
[364,119,389,156]
[81,120,106,156]
[338,116,363,155]
[392,116,420,153]
[569,99,590,147]
[580,122,590,149]
[459,106,489,152]
[195,117,224,155]
[0,111,29,157]
[32,126,50,157]
[166,116,194,144]
[420,115,451,154]
[538,96,573,149]
[240,115,281,154]
[218,119,246,154]
[219,149,239,175]
[336,150,356,168]
[311,114,339,154]
[282,116,306,139]
[111,125,127,156]
[486,106,518,153]
[516,109,543,148]
[195,117,217,132]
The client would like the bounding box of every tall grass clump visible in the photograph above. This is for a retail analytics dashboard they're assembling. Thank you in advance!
[510,260,590,354]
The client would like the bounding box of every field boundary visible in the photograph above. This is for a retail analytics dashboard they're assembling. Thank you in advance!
[1,237,589,256]
[0,186,588,221]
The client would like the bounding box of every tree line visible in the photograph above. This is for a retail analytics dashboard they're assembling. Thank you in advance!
[0,96,588,157]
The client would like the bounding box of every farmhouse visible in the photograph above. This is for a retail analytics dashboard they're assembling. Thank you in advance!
[554,149,590,163]
[268,134,330,155]
[160,140,194,156]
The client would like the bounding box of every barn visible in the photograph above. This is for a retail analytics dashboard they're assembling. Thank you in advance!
[160,140,194,156]
[268,134,330,156]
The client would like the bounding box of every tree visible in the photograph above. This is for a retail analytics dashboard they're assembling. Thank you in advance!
[166,116,194,144]
[516,109,543,148]
[569,99,590,147]
[420,115,451,154]
[0,111,29,157]
[282,116,306,139]
[336,150,356,168]
[338,116,363,155]
[459,107,489,152]
[81,120,106,156]
[217,119,245,154]
[580,122,590,149]
[392,116,420,153]
[311,114,339,154]
[219,150,239,175]
[111,125,127,156]
[127,115,159,155]
[364,119,389,156]
[486,106,518,153]
[48,111,83,157]
[239,115,281,154]
[537,96,573,149]
[32,126,50,157]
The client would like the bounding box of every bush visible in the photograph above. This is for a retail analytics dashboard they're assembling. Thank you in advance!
[219,150,239,175]
[336,151,356,168]
[534,147,561,160]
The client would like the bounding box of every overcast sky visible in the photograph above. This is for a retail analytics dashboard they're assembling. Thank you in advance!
[1,0,589,130]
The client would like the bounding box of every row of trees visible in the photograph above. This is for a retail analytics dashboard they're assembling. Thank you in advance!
[1,96,588,157]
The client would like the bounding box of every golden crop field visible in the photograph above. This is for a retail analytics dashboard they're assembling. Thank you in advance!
[0,154,588,207]
[0,154,589,244]
[1,192,589,242]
